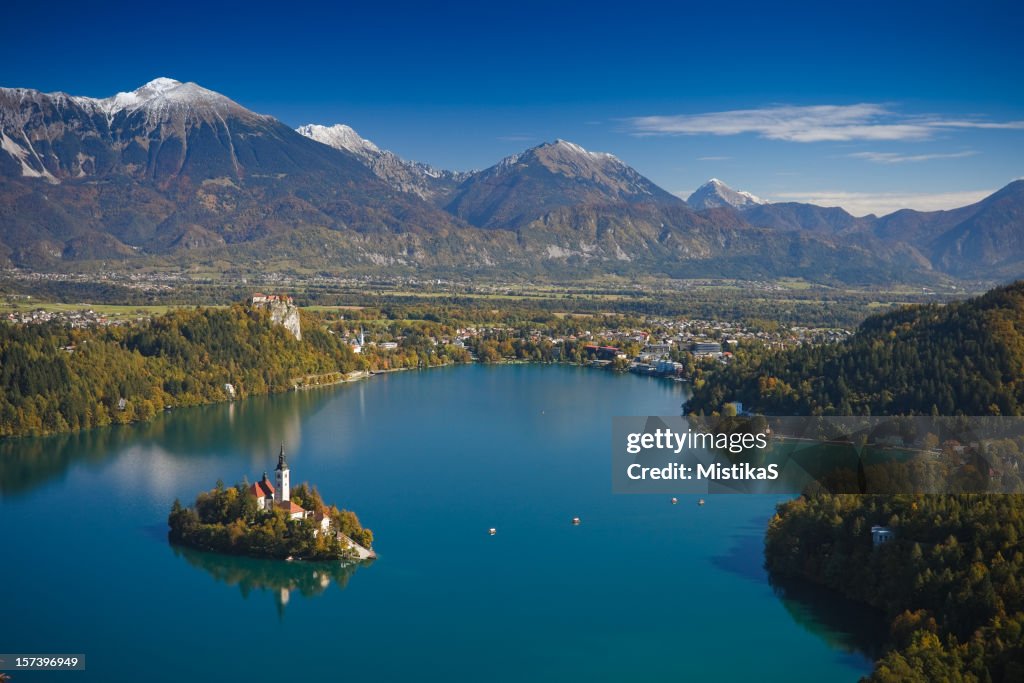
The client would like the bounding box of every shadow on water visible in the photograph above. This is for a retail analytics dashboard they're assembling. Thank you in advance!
[769,576,888,663]
[0,387,343,497]
[712,515,887,666]
[170,543,368,619]
[710,521,770,584]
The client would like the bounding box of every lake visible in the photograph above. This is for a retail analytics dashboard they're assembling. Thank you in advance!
[0,364,882,682]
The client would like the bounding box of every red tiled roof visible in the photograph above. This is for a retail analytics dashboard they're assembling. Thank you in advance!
[250,481,275,498]
[278,500,305,514]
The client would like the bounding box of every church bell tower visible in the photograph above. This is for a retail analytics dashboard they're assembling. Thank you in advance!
[275,443,290,503]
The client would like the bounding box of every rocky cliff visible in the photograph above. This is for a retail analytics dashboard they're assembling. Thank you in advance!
[252,296,301,340]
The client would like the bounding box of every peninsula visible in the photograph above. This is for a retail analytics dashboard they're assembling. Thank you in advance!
[168,445,374,562]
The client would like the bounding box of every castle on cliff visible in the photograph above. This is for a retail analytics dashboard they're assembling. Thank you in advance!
[251,293,301,340]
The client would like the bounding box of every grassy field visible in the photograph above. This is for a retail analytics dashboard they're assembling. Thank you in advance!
[0,272,969,330]
[1,300,176,318]
[302,305,367,311]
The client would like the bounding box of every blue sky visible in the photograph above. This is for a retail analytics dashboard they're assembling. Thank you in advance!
[3,0,1023,215]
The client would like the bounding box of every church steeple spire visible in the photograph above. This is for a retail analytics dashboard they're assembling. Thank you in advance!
[274,443,290,503]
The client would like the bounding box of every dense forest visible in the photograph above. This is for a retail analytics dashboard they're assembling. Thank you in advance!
[0,304,469,438]
[685,282,1024,679]
[0,295,714,438]
[168,480,373,561]
[766,494,1024,682]
[686,281,1024,417]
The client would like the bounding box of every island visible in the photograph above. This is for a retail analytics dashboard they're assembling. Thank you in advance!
[168,445,374,562]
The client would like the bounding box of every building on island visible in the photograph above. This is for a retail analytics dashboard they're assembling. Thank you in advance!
[250,472,276,510]
[275,445,291,504]
[244,444,375,561]
[249,445,330,533]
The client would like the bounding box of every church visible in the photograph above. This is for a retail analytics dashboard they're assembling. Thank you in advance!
[250,445,331,534]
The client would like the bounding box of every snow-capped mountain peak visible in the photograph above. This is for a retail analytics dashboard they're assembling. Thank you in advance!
[127,77,182,100]
[493,139,622,174]
[61,77,250,118]
[686,178,766,210]
[551,138,616,161]
[296,122,467,201]
[295,123,381,158]
[80,77,181,112]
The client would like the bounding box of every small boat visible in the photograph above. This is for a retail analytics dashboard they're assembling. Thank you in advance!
[571,517,581,525]
[488,528,497,536]
[671,497,678,505]
[698,499,705,506]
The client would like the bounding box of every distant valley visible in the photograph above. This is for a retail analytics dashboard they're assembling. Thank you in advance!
[1,78,1021,285]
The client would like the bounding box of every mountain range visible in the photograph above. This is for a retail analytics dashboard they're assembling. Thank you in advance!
[684,178,1024,279]
[1,77,1021,283]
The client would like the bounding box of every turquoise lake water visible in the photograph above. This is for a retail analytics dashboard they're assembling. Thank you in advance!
[0,364,882,682]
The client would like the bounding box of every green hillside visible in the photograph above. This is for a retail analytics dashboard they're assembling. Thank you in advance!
[687,281,1024,417]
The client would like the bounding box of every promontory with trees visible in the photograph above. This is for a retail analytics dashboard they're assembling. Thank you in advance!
[688,281,1024,682]
[0,301,470,438]
[766,494,1024,682]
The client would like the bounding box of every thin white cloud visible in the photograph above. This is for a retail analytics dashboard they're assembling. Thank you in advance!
[933,120,1024,130]
[768,189,994,216]
[697,155,731,161]
[848,150,979,164]
[627,104,1024,142]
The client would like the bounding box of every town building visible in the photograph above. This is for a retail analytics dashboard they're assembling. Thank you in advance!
[584,344,626,361]
[655,359,683,375]
[692,341,723,357]
[351,328,365,354]
[644,342,673,357]
[871,526,894,547]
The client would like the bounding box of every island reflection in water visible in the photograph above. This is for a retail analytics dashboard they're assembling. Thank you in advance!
[171,544,368,618]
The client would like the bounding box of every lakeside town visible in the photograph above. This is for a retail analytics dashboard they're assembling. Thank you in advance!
[2,293,851,381]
